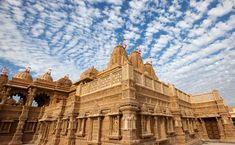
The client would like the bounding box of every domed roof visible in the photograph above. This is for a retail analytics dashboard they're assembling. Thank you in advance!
[37,69,53,82]
[144,62,158,80]
[108,45,129,68]
[129,51,145,72]
[13,67,33,82]
[56,74,72,87]
[80,66,98,81]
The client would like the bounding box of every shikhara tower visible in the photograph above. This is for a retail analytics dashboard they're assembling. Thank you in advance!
[0,45,235,145]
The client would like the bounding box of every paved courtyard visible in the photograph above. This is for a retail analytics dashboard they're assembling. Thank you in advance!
[203,143,235,145]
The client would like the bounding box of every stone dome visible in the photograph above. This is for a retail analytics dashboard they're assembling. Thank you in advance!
[108,45,129,69]
[144,62,158,80]
[80,66,98,81]
[37,69,53,82]
[13,67,33,82]
[56,75,72,87]
[129,51,145,72]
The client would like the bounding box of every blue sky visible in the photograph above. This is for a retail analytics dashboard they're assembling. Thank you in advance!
[0,0,235,105]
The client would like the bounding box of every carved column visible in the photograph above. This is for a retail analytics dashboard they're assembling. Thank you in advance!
[9,88,37,145]
[97,117,102,143]
[169,84,186,145]
[120,105,139,145]
[30,107,45,143]
[154,116,159,140]
[0,87,11,104]
[51,98,66,145]
[200,118,209,140]
[67,115,76,145]
[166,117,170,134]
[87,118,92,141]
[216,117,225,140]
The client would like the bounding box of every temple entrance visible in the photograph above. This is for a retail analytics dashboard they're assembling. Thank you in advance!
[204,118,220,139]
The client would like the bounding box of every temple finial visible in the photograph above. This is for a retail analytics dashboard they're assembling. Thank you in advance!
[25,66,31,72]
[149,56,152,65]
[123,38,127,49]
[137,46,142,54]
[65,74,69,78]
[47,68,52,75]
[1,67,8,76]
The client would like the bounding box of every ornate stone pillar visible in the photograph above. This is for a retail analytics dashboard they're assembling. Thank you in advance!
[9,88,37,145]
[87,117,92,141]
[0,87,11,104]
[169,84,186,145]
[30,107,45,143]
[51,98,66,145]
[154,116,159,140]
[97,117,102,143]
[216,117,225,140]
[67,115,76,145]
[200,118,209,140]
[120,105,139,145]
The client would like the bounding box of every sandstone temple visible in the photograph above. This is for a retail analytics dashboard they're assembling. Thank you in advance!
[0,45,235,145]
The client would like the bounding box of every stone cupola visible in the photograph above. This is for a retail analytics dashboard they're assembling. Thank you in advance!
[36,69,53,82]
[56,74,72,87]
[13,67,33,82]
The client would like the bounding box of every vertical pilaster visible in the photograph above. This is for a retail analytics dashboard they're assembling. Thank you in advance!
[154,116,159,140]
[67,115,76,145]
[0,87,11,104]
[120,106,139,145]
[9,88,36,145]
[200,119,209,140]
[169,84,186,145]
[51,98,66,145]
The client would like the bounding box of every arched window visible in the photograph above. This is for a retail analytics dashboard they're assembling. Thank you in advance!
[33,93,50,107]
[7,92,27,106]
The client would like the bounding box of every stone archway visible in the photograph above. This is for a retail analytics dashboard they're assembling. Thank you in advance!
[33,93,51,107]
[8,91,27,106]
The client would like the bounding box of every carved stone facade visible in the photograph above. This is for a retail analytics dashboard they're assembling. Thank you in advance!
[0,45,235,145]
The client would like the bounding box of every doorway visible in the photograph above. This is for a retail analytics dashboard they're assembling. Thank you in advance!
[204,118,220,139]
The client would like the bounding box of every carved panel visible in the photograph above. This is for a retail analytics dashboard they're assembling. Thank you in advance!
[99,75,110,89]
[24,121,37,133]
[81,84,90,95]
[61,119,69,135]
[145,77,152,88]
[0,120,13,133]
[109,115,121,139]
[76,118,86,137]
[112,71,122,85]
[154,81,161,92]
[134,71,142,84]
[91,118,99,141]
[90,80,98,92]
